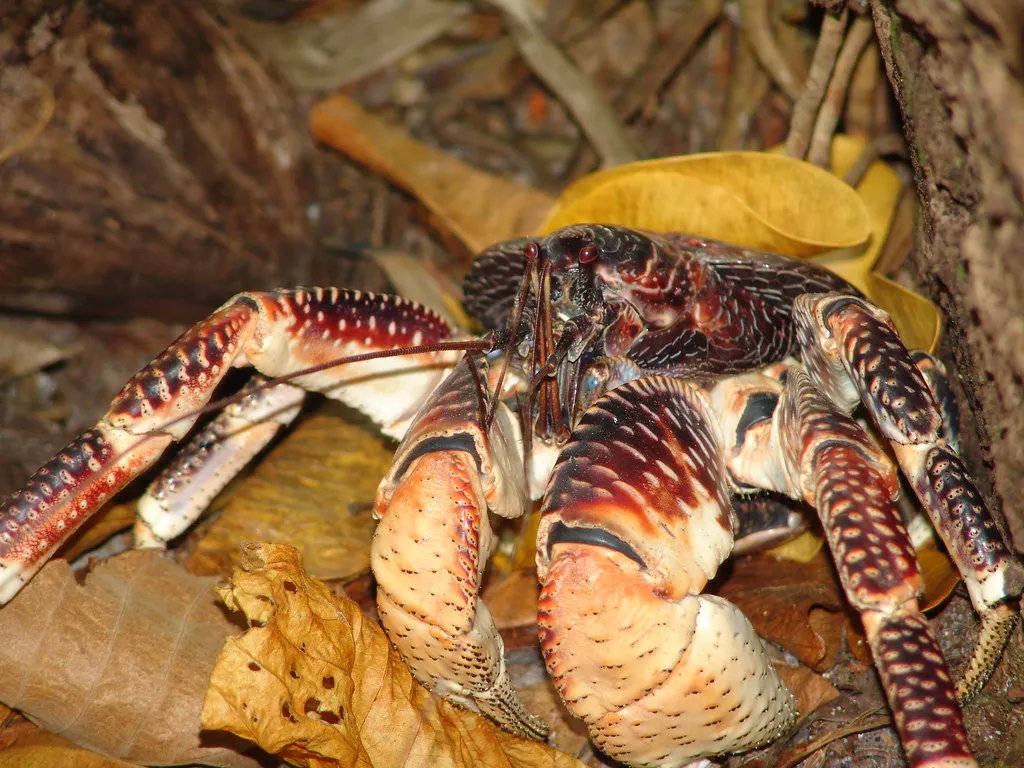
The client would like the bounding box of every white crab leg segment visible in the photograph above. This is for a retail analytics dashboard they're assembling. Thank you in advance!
[133,379,305,548]
[371,356,547,740]
[0,288,456,603]
[794,293,1022,701]
[712,368,975,768]
[536,377,796,768]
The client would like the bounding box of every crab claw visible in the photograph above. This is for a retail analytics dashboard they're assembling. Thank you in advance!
[371,356,548,740]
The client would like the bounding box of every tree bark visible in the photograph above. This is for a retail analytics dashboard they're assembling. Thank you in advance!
[871,1,1024,550]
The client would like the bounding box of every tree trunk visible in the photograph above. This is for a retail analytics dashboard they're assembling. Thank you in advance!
[871,1,1024,550]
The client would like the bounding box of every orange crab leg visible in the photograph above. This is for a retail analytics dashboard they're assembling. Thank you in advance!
[372,356,548,739]
[0,288,456,602]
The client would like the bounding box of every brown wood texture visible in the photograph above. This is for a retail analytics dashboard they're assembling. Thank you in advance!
[0,0,386,323]
[871,1,1024,552]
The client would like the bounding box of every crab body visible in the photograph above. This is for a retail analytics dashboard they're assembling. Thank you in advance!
[0,225,1019,768]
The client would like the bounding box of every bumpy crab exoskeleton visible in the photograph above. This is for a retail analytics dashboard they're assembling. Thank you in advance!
[0,226,1020,768]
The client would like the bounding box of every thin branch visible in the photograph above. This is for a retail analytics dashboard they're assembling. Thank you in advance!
[842,132,905,186]
[807,14,876,167]
[489,0,640,168]
[775,711,891,768]
[740,0,803,101]
[784,6,849,159]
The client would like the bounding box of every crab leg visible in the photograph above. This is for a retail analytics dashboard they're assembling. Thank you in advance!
[794,294,1022,700]
[536,376,797,768]
[0,288,456,603]
[132,378,305,548]
[711,368,974,768]
[371,355,548,740]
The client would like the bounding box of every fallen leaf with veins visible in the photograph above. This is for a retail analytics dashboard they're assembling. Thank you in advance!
[0,550,260,768]
[202,542,584,768]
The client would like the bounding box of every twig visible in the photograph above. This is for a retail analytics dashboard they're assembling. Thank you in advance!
[489,0,640,168]
[0,85,54,164]
[775,710,891,768]
[719,31,770,150]
[807,14,875,167]
[784,6,849,159]
[740,0,803,101]
[841,132,905,187]
[616,0,723,119]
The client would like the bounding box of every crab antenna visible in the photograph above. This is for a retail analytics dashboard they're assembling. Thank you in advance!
[154,336,494,434]
[486,243,539,431]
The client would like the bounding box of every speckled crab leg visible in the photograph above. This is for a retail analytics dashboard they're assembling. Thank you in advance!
[536,376,797,768]
[794,293,1022,702]
[0,288,456,603]
[371,355,549,740]
[710,367,975,768]
[132,377,305,549]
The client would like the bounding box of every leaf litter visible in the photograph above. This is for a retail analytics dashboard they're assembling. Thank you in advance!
[202,542,583,768]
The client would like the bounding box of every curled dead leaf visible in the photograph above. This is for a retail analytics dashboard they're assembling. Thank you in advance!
[541,151,871,256]
[202,542,583,768]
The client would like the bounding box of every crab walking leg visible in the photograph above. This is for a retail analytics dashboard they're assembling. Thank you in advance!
[371,356,548,740]
[711,369,975,768]
[0,288,455,603]
[133,379,305,548]
[794,293,1023,700]
[536,377,796,768]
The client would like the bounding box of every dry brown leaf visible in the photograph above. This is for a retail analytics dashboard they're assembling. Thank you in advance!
[310,94,555,255]
[229,0,468,92]
[0,722,142,768]
[541,151,871,256]
[187,403,392,581]
[0,550,260,768]
[774,663,840,721]
[483,569,540,630]
[202,542,584,768]
[715,552,847,671]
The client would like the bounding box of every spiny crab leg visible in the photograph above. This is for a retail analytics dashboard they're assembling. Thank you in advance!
[711,366,975,768]
[371,354,548,739]
[795,293,1023,701]
[0,288,456,603]
[536,376,797,768]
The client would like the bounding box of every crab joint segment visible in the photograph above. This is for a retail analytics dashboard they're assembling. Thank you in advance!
[795,293,1022,703]
[537,377,796,767]
[372,357,547,740]
[712,366,976,768]
[0,288,456,604]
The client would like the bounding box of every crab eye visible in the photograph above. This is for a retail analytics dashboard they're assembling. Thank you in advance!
[578,244,598,264]
[524,242,540,261]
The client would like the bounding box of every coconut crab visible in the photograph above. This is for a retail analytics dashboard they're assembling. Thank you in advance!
[0,224,1019,768]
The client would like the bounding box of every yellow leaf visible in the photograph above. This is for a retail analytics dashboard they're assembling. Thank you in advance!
[202,542,583,768]
[540,152,871,256]
[814,135,940,352]
[0,727,142,768]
